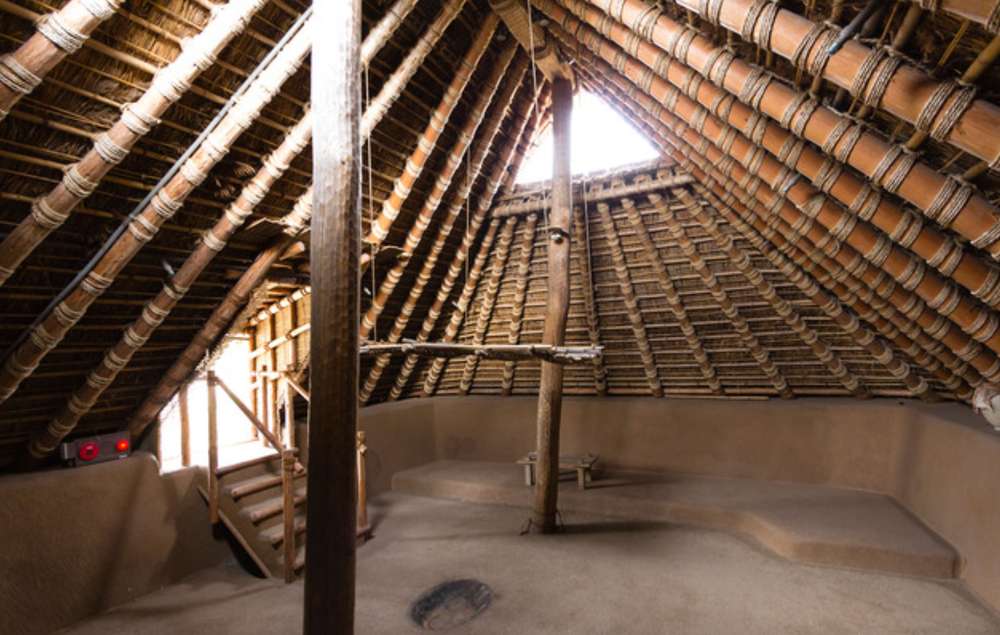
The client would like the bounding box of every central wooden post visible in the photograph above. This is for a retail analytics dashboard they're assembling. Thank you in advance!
[305,2,361,633]
[532,77,573,533]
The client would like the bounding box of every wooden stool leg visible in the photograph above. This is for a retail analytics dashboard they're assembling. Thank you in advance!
[524,463,534,487]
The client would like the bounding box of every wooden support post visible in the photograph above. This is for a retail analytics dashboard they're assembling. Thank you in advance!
[532,77,573,535]
[357,431,370,536]
[207,371,219,525]
[282,449,296,583]
[305,0,360,632]
[284,378,295,449]
[179,384,191,467]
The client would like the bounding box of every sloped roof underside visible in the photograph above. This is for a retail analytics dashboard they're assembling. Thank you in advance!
[1,0,999,468]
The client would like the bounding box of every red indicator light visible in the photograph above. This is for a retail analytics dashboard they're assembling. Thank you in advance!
[115,438,130,453]
[78,441,99,462]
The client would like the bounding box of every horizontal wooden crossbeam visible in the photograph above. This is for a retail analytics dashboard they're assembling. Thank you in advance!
[360,340,602,364]
[491,172,694,217]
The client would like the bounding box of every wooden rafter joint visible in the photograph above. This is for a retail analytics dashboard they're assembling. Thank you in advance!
[360,340,603,364]
[493,172,694,217]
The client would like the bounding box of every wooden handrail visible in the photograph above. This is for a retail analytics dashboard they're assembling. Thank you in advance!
[282,372,311,403]
[207,371,220,525]
[212,373,284,453]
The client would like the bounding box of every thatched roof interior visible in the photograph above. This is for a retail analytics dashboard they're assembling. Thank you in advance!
[2,0,1000,468]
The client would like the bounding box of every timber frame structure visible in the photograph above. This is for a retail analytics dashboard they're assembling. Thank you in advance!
[2,0,1000,471]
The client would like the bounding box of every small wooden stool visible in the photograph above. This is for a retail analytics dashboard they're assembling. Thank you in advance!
[517,452,599,490]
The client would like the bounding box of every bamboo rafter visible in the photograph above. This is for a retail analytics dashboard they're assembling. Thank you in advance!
[560,32,1000,383]
[362,340,602,363]
[460,216,519,393]
[595,198,663,397]
[659,190,794,398]
[389,86,549,401]
[0,0,124,122]
[0,22,313,406]
[502,214,540,395]
[358,43,521,339]
[358,62,531,402]
[619,192,721,394]
[572,206,609,395]
[676,187,870,398]
[360,13,500,258]
[583,65,991,394]
[0,0,271,286]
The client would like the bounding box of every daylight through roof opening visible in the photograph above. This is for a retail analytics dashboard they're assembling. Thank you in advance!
[515,90,658,183]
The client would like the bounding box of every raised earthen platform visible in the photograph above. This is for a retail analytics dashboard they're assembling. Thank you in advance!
[393,460,957,579]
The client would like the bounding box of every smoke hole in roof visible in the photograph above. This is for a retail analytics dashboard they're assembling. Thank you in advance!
[514,90,659,184]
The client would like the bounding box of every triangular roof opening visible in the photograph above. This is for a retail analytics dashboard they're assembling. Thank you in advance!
[515,89,659,184]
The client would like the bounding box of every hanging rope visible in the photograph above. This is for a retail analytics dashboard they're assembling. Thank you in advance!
[524,0,550,232]
[365,65,377,340]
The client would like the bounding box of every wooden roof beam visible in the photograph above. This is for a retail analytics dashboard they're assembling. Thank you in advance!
[601,0,1000,167]
[491,0,574,81]
[29,112,315,458]
[597,200,664,397]
[0,19,312,406]
[659,190,794,398]
[542,3,1000,322]
[583,60,997,392]
[562,33,1000,378]
[571,207,610,395]
[359,9,499,263]
[0,0,123,122]
[358,66,533,402]
[679,187,871,398]
[0,0,272,287]
[503,214,541,395]
[358,43,521,339]
[619,193,722,395]
[386,85,549,401]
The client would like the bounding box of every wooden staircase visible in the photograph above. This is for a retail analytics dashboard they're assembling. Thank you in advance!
[200,370,370,582]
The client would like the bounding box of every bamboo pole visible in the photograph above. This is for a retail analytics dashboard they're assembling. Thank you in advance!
[360,14,500,259]
[502,214,540,395]
[207,371,219,525]
[460,217,519,393]
[421,220,503,396]
[531,77,573,534]
[699,184,945,399]
[305,0,360,630]
[179,383,191,467]
[0,0,123,121]
[619,195,721,394]
[358,45,522,340]
[660,190,795,398]
[557,27,1000,379]
[595,200,663,397]
[572,206,609,394]
[0,0,271,285]
[361,0,466,140]
[0,22,312,405]
[580,64,987,393]
[543,2,1000,318]
[128,234,308,439]
[363,340,602,362]
[676,187,870,398]
[389,87,549,400]
[554,0,1000,264]
[493,171,694,216]
[586,0,1000,168]
[30,114,313,457]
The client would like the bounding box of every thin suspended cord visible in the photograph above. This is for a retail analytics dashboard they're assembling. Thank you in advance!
[523,0,550,232]
[365,65,377,341]
[465,137,471,282]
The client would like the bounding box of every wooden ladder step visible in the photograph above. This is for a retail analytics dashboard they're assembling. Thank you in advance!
[227,469,307,500]
[260,516,307,546]
[243,487,307,524]
[215,452,281,477]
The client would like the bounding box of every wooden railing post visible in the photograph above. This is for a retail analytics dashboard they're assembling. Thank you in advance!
[179,384,191,467]
[261,370,271,447]
[207,371,219,525]
[282,448,297,583]
[284,377,295,449]
[357,431,369,534]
